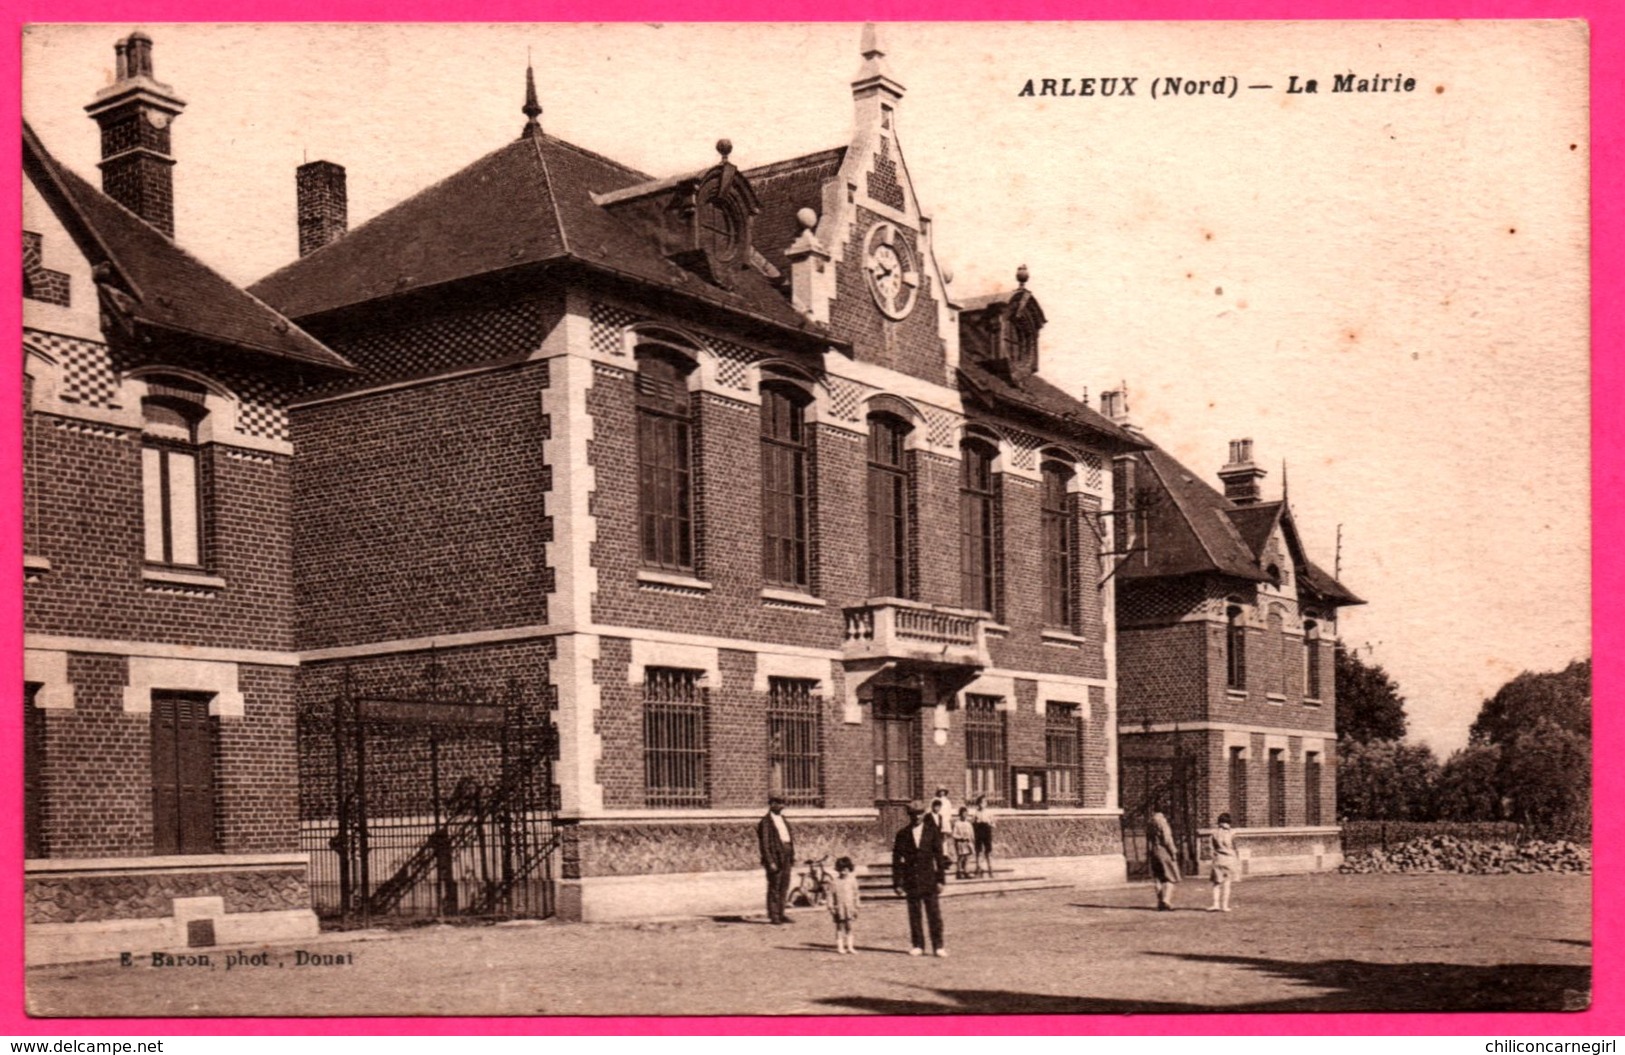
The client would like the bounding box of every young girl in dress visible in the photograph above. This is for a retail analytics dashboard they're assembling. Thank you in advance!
[1208,812,1239,912]
[828,856,861,954]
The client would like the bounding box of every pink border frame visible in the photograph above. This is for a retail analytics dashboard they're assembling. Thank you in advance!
[2,0,1615,1037]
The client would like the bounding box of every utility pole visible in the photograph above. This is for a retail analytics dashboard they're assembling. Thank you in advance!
[1335,524,1343,581]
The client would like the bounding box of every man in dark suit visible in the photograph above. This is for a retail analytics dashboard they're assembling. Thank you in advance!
[892,799,948,956]
[757,796,796,924]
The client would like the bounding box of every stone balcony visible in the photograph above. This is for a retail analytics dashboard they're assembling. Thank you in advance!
[841,597,992,670]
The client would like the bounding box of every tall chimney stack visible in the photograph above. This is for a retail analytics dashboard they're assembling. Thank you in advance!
[296,161,348,257]
[84,31,186,237]
[1218,438,1268,505]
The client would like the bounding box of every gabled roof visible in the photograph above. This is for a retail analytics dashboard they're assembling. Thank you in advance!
[1120,442,1364,606]
[957,360,1146,453]
[23,122,352,373]
[249,133,831,344]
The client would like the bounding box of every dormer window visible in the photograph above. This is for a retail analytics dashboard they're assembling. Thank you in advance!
[1001,315,1037,372]
[697,195,740,261]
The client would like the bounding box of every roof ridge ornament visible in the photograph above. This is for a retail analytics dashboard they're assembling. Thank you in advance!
[853,21,904,97]
[520,57,543,139]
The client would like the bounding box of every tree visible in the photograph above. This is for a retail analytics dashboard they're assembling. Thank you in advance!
[1501,717,1590,833]
[1469,658,1591,746]
[1435,743,1505,821]
[1335,645,1408,744]
[1337,739,1440,821]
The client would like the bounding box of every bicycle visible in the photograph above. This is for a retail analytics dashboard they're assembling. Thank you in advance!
[786,854,833,909]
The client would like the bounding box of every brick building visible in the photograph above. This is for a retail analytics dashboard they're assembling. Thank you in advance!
[23,27,1361,945]
[21,33,353,963]
[1112,435,1362,876]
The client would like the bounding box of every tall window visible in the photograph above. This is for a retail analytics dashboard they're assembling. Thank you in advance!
[963,695,1007,806]
[761,385,810,589]
[1268,748,1286,827]
[1226,606,1247,691]
[1305,751,1323,826]
[636,349,695,572]
[1001,316,1037,372]
[1269,610,1287,696]
[25,685,44,858]
[1044,703,1082,806]
[643,668,708,807]
[1228,747,1248,827]
[959,440,996,612]
[142,396,204,567]
[1041,461,1074,628]
[767,678,821,806]
[151,692,217,855]
[1304,621,1322,700]
[867,415,911,598]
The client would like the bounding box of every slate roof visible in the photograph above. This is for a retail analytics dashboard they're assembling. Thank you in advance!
[23,122,352,373]
[957,360,1146,452]
[250,133,833,344]
[1120,442,1363,605]
[744,147,846,276]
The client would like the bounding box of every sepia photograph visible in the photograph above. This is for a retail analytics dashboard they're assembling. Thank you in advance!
[18,20,1591,1018]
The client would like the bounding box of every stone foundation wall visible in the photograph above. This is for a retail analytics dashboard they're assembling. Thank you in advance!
[26,865,309,924]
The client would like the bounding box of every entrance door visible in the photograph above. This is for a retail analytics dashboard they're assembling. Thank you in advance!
[872,687,922,839]
[1119,755,1200,879]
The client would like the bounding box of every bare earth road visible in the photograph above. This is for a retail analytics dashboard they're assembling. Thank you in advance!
[26,872,1590,1019]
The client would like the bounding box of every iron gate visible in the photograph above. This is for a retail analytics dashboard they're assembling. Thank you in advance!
[1119,754,1200,879]
[299,659,559,926]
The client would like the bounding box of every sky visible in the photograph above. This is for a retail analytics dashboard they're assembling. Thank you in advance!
[21,22,1591,754]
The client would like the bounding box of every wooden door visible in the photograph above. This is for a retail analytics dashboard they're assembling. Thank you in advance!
[872,687,921,838]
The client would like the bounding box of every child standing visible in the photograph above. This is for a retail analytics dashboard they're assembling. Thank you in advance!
[1208,812,1238,912]
[950,807,976,880]
[828,856,861,953]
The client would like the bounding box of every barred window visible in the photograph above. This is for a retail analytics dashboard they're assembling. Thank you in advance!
[1226,606,1247,691]
[767,678,822,806]
[1044,704,1082,805]
[1228,747,1248,827]
[1305,751,1323,826]
[643,668,708,807]
[963,695,1007,806]
[636,349,695,572]
[960,440,997,613]
[867,415,912,598]
[1041,461,1074,628]
[1268,748,1286,827]
[761,385,811,589]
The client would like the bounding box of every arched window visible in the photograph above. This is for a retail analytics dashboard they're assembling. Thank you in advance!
[1304,620,1322,700]
[141,385,207,568]
[867,415,912,598]
[1040,460,1074,627]
[696,195,740,261]
[1226,605,1247,691]
[761,383,811,589]
[1268,609,1288,697]
[1001,315,1037,372]
[636,347,696,572]
[959,440,997,613]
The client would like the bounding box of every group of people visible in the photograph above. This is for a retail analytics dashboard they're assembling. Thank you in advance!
[1146,810,1239,912]
[756,788,997,957]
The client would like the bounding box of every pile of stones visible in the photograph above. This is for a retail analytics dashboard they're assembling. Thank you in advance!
[1340,834,1591,875]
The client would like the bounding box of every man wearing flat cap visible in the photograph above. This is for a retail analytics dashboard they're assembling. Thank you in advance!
[758,796,796,924]
[892,799,948,956]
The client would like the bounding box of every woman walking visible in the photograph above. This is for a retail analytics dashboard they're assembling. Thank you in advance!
[1146,810,1181,910]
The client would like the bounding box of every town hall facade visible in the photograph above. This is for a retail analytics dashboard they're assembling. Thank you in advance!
[22,27,1360,962]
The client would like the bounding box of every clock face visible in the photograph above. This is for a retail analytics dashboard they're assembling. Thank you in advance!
[864,223,919,320]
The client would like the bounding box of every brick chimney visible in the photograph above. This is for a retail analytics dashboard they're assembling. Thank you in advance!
[1218,438,1269,505]
[296,161,348,257]
[84,31,186,237]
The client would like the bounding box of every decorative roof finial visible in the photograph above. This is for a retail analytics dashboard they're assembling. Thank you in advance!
[520,57,543,139]
[1282,459,1290,501]
[1016,264,1030,288]
[853,21,901,93]
[716,138,733,162]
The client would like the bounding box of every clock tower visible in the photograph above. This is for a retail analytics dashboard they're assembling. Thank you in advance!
[84,31,187,237]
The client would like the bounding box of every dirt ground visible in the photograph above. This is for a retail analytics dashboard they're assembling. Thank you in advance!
[25,872,1591,1019]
